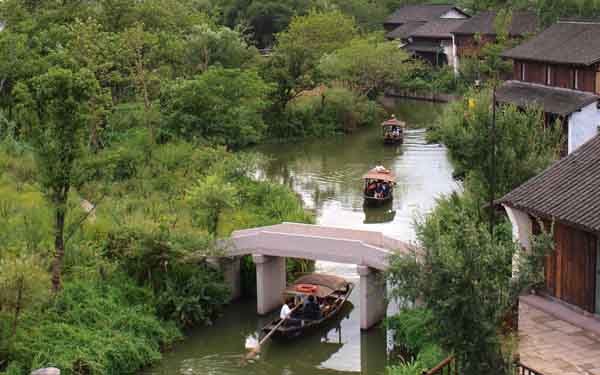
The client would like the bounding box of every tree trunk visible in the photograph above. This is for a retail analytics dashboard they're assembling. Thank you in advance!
[11,275,24,338]
[136,53,154,144]
[51,206,66,293]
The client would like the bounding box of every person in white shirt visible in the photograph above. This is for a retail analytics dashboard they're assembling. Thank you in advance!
[280,300,292,320]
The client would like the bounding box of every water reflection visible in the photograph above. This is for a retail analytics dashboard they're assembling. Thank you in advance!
[363,200,396,224]
[255,98,458,241]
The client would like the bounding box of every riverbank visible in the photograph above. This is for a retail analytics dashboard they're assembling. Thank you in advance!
[139,99,456,374]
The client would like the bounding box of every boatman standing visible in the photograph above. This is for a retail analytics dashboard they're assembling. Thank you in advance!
[280,299,292,320]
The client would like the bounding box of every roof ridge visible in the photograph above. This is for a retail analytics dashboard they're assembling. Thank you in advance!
[505,80,600,98]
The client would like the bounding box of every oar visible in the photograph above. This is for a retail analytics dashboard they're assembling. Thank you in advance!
[242,304,301,364]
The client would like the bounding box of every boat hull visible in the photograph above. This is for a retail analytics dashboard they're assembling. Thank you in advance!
[261,283,354,339]
[363,194,393,206]
[383,136,403,144]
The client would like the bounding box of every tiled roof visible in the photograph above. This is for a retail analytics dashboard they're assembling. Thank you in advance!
[452,11,538,36]
[385,21,425,40]
[500,134,600,233]
[502,20,600,65]
[384,5,465,25]
[410,19,468,38]
[495,81,600,116]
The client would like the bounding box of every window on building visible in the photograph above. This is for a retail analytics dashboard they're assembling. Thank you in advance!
[521,63,526,81]
[546,66,552,86]
[573,69,579,90]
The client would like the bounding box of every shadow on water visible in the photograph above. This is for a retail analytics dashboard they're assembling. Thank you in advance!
[363,200,396,224]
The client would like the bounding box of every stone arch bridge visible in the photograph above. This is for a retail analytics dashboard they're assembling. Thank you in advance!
[213,223,410,330]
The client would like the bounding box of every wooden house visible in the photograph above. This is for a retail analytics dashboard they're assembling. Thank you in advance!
[451,11,537,74]
[500,134,600,314]
[498,20,600,154]
[452,11,537,57]
[384,5,469,69]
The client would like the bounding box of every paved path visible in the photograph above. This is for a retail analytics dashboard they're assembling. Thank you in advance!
[519,297,600,375]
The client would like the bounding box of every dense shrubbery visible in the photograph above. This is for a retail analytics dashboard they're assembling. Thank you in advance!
[387,85,561,374]
[269,87,386,139]
[4,272,180,375]
[387,309,447,375]
[428,87,562,201]
[387,192,518,375]
[0,131,313,373]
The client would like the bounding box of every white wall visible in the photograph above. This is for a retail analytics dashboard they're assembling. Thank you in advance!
[451,35,459,76]
[504,205,533,277]
[441,9,468,19]
[504,205,533,250]
[568,101,600,154]
[441,40,454,69]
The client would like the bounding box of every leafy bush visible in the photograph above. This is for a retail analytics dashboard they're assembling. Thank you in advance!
[102,224,230,327]
[274,87,385,138]
[430,87,562,200]
[160,67,272,148]
[387,192,517,375]
[6,272,180,375]
[387,308,434,355]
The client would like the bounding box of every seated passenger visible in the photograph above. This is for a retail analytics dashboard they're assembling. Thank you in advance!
[303,295,321,320]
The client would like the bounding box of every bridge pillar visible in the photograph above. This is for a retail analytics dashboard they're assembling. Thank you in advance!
[357,265,387,330]
[253,254,286,315]
[207,256,241,302]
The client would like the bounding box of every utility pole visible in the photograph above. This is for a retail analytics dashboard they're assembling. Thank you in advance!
[489,85,497,239]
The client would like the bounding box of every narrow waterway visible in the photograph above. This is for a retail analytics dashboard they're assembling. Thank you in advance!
[145,99,458,375]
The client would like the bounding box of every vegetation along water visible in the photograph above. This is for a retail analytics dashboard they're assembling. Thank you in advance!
[0,0,587,374]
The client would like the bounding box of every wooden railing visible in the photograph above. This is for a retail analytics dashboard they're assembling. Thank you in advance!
[422,356,457,375]
[515,362,544,375]
[421,357,543,375]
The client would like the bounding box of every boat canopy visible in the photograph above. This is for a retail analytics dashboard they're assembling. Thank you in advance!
[283,285,335,298]
[296,274,349,291]
[363,168,396,183]
[283,274,350,298]
[381,115,405,128]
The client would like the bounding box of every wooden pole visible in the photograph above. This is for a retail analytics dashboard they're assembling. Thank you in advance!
[489,85,497,239]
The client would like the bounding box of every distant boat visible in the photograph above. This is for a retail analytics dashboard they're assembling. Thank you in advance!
[363,167,396,205]
[382,115,405,144]
[260,273,354,339]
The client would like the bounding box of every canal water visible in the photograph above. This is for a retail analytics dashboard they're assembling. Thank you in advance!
[145,99,458,375]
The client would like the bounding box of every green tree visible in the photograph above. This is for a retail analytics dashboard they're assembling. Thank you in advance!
[186,174,239,236]
[0,252,49,339]
[431,87,562,201]
[121,22,161,143]
[388,193,517,374]
[185,23,258,75]
[0,31,45,120]
[14,67,99,292]
[319,34,420,98]
[216,0,314,48]
[160,67,271,147]
[262,10,357,112]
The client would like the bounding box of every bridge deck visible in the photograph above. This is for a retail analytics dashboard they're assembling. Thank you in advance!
[222,223,411,271]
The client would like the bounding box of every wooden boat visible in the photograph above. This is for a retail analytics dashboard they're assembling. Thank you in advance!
[382,115,405,144]
[261,273,354,339]
[363,167,396,205]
